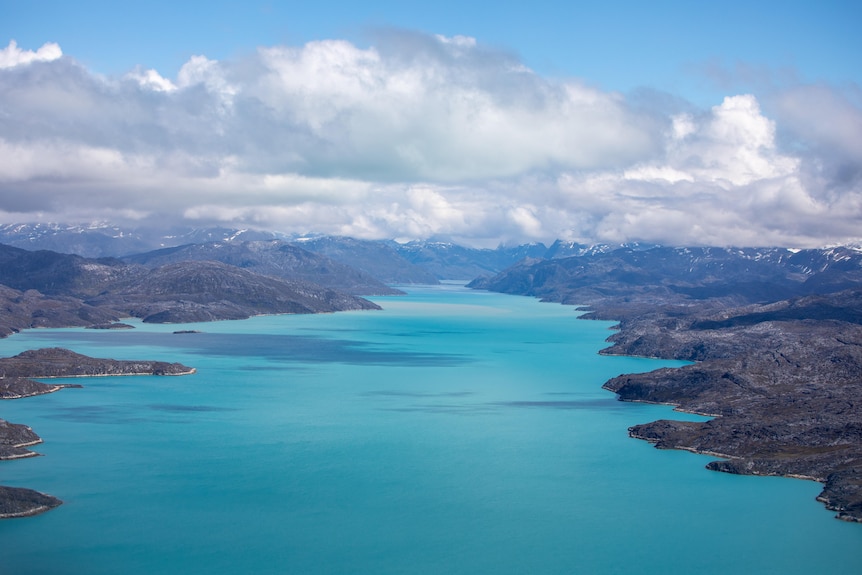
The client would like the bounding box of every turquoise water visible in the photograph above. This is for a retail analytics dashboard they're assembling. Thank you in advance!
[0,284,859,574]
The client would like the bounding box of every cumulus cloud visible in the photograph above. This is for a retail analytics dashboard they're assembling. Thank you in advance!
[0,34,859,247]
[559,94,855,246]
[0,40,62,68]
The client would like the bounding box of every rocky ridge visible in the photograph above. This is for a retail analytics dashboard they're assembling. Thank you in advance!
[123,240,403,295]
[0,244,382,333]
[87,260,382,323]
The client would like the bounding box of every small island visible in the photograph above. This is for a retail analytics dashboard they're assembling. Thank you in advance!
[86,322,136,330]
[0,348,195,519]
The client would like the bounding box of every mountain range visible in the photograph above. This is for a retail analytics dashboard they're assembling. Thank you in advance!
[0,223,616,281]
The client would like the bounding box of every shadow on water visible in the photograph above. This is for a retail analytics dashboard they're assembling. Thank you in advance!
[26,331,470,367]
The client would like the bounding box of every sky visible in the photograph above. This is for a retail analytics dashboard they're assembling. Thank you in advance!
[1,0,860,247]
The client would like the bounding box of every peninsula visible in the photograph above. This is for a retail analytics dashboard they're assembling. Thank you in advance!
[470,245,862,522]
[0,348,195,518]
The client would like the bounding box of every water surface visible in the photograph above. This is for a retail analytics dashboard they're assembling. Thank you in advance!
[0,285,859,574]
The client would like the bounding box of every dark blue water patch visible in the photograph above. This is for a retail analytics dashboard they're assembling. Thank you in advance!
[361,390,475,398]
[374,396,625,415]
[43,403,229,425]
[46,404,156,425]
[148,404,238,413]
[365,390,488,414]
[295,327,361,333]
[235,364,307,372]
[489,399,626,410]
[26,331,470,367]
[379,403,500,415]
[377,329,482,338]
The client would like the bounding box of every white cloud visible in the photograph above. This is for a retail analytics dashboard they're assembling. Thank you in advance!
[623,165,693,184]
[623,95,799,189]
[434,34,478,48]
[508,206,543,238]
[126,67,177,92]
[0,36,859,248]
[552,93,859,247]
[238,37,660,180]
[0,40,62,68]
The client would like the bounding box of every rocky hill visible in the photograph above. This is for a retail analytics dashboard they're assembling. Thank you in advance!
[123,240,402,295]
[90,260,381,323]
[0,283,120,337]
[0,244,382,332]
[0,244,136,297]
[469,246,862,305]
[297,236,439,285]
[470,245,862,521]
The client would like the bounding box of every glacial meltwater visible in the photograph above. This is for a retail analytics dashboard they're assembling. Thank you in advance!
[0,285,859,574]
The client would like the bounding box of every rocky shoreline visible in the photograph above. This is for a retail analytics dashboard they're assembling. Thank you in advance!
[589,297,862,522]
[0,486,63,519]
[0,348,195,519]
[469,246,862,523]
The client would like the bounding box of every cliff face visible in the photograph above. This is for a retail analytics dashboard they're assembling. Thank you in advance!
[471,246,862,521]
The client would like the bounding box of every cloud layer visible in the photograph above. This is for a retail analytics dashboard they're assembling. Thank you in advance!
[0,35,859,247]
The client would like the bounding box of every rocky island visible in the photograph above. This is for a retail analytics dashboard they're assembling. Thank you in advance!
[470,245,862,522]
[0,348,195,518]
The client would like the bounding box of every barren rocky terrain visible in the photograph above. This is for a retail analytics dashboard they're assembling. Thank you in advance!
[471,246,862,521]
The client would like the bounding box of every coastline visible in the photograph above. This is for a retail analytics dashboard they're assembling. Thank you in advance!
[0,504,55,519]
[8,369,198,378]
[0,348,196,519]
[0,486,63,519]
[590,307,862,524]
